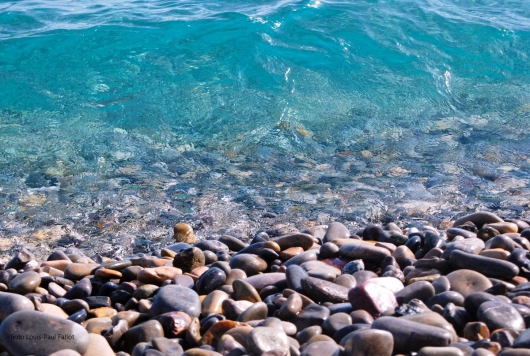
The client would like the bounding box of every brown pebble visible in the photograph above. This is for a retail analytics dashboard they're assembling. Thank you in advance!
[446,269,493,297]
[201,290,229,317]
[233,279,261,303]
[463,321,490,341]
[64,263,100,281]
[173,223,197,244]
[89,307,118,318]
[280,247,304,261]
[95,268,123,279]
[200,320,248,347]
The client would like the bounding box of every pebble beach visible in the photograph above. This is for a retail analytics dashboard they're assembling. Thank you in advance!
[3,0,530,355]
[1,211,530,355]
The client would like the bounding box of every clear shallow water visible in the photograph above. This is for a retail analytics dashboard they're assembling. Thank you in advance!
[1,0,530,257]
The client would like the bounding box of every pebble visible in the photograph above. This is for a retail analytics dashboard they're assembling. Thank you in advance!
[343,329,393,356]
[229,254,268,276]
[64,263,100,281]
[450,250,520,279]
[446,269,493,297]
[348,280,398,317]
[8,270,41,294]
[173,247,205,273]
[122,320,165,353]
[0,291,35,322]
[292,303,330,330]
[63,277,92,299]
[274,232,316,250]
[0,310,90,355]
[338,241,391,262]
[300,276,349,303]
[323,222,350,242]
[149,285,201,318]
[453,212,503,228]
[372,316,453,354]
[477,301,525,333]
[243,273,286,291]
[173,223,197,244]
[247,326,290,356]
[196,267,226,295]
[395,280,435,304]
[233,279,261,303]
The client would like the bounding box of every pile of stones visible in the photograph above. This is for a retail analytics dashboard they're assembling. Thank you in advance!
[1,211,530,355]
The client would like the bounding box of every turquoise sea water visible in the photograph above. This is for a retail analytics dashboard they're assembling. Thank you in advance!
[1,0,530,257]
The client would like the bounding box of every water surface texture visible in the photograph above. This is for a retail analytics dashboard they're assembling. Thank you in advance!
[1,0,530,257]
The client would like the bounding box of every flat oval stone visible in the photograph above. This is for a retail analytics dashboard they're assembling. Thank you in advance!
[218,235,247,252]
[149,285,201,318]
[446,269,493,297]
[274,232,315,250]
[450,250,520,280]
[122,320,164,353]
[339,241,391,262]
[372,316,453,354]
[0,310,89,356]
[9,271,41,295]
[301,276,349,303]
[247,326,290,356]
[343,329,393,356]
[196,267,226,295]
[301,341,341,356]
[400,312,458,342]
[446,228,477,239]
[195,240,230,254]
[243,273,286,291]
[64,263,100,281]
[0,291,35,322]
[229,254,267,276]
[283,250,318,267]
[301,260,341,280]
[395,281,435,304]
[323,222,350,243]
[485,222,519,234]
[477,301,525,333]
[453,212,503,229]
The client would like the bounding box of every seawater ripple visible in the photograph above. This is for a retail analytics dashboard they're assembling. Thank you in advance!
[1,0,530,257]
